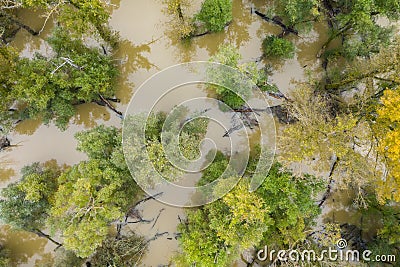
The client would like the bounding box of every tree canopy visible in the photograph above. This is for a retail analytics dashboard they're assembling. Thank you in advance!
[164,0,233,39]
[8,28,118,129]
[49,125,138,257]
[0,161,61,232]
[207,44,275,109]
[0,0,119,131]
[177,161,323,266]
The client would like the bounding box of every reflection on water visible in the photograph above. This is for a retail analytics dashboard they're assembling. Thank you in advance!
[12,8,54,58]
[14,119,42,136]
[0,0,373,265]
[0,225,55,267]
[322,189,382,242]
[0,166,15,184]
[126,198,185,266]
[73,103,111,128]
[109,0,280,263]
[113,39,158,104]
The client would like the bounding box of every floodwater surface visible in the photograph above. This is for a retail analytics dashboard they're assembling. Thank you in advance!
[0,0,371,266]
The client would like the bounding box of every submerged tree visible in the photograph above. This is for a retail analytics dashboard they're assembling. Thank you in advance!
[0,44,18,133]
[164,0,195,39]
[208,44,275,109]
[177,162,323,266]
[123,109,208,187]
[255,0,399,62]
[268,0,320,32]
[195,0,233,33]
[164,0,233,39]
[49,125,138,257]
[40,248,84,267]
[280,39,400,203]
[0,0,120,131]
[177,180,269,266]
[90,234,147,266]
[6,27,118,129]
[279,85,377,190]
[262,35,295,59]
[0,161,62,245]
[360,192,400,265]
[0,0,117,46]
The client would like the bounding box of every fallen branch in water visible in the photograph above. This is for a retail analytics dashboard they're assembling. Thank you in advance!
[253,9,298,36]
[147,231,169,243]
[318,156,338,207]
[98,94,123,117]
[132,192,163,208]
[151,208,166,229]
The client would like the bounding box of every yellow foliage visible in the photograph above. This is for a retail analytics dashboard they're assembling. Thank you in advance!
[376,88,400,202]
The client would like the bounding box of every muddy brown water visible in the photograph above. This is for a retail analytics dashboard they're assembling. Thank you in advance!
[0,0,377,266]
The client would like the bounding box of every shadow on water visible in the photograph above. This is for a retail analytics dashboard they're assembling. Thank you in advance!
[323,189,383,243]
[0,225,54,267]
[113,39,158,104]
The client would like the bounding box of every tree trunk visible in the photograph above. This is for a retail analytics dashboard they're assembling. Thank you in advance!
[325,69,381,90]
[253,10,298,36]
[0,136,10,150]
[318,156,339,207]
[0,11,38,36]
[98,94,123,117]
[34,229,63,247]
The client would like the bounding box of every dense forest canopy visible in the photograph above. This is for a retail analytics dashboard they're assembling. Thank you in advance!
[0,0,398,266]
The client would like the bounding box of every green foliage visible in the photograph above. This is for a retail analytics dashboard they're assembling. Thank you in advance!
[163,0,195,39]
[0,161,61,231]
[51,248,84,267]
[49,159,126,257]
[0,245,11,267]
[57,0,109,35]
[208,45,275,108]
[326,0,399,59]
[75,125,120,160]
[177,180,267,267]
[124,110,208,186]
[0,125,142,258]
[195,0,233,33]
[49,126,138,257]
[262,35,295,59]
[209,44,241,67]
[0,44,18,132]
[341,25,393,59]
[269,0,320,31]
[363,194,400,246]
[6,0,118,46]
[256,163,323,247]
[177,161,323,266]
[176,208,234,267]
[197,151,229,186]
[90,234,147,266]
[360,194,400,265]
[11,28,118,129]
[124,112,177,187]
[0,0,118,130]
[209,181,270,249]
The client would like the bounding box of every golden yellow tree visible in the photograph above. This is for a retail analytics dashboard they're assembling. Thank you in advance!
[376,87,400,202]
